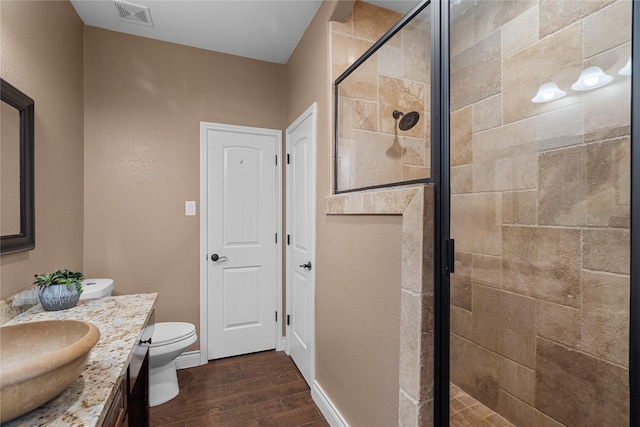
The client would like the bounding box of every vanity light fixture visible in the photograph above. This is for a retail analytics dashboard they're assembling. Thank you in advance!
[531,82,566,103]
[571,66,613,91]
[619,56,632,76]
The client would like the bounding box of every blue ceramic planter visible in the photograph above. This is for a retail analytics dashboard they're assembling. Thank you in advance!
[38,284,81,311]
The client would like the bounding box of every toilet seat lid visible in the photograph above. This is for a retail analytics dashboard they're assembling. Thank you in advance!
[152,322,196,346]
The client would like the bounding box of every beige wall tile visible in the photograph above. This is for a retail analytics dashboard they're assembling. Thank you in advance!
[502,226,581,307]
[496,390,564,427]
[451,306,472,340]
[378,44,404,78]
[503,4,539,58]
[502,190,537,225]
[352,0,402,43]
[398,390,418,427]
[473,0,537,42]
[337,137,354,191]
[401,136,426,166]
[330,18,353,36]
[451,30,502,111]
[583,0,632,58]
[338,96,353,139]
[538,145,585,226]
[451,252,472,310]
[503,22,582,124]
[325,192,363,215]
[361,186,422,214]
[494,151,539,192]
[337,49,378,101]
[450,2,475,57]
[586,137,630,227]
[535,103,583,152]
[583,78,632,135]
[499,357,535,405]
[583,228,630,275]
[471,286,536,368]
[401,165,429,182]
[402,187,424,293]
[451,106,473,166]
[451,334,501,409]
[399,290,421,398]
[352,99,378,132]
[331,33,376,84]
[473,94,502,133]
[473,123,538,192]
[582,269,630,313]
[536,300,581,348]
[472,253,503,289]
[402,19,430,84]
[353,130,401,188]
[451,165,473,194]
[581,308,629,367]
[585,124,630,144]
[451,193,502,256]
[535,338,629,426]
[539,0,615,39]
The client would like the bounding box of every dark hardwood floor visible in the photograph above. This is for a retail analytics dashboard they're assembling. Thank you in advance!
[150,350,329,427]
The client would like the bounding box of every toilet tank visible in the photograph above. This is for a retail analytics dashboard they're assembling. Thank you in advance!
[79,278,114,300]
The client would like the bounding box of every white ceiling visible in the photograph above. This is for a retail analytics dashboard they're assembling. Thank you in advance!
[70,0,420,64]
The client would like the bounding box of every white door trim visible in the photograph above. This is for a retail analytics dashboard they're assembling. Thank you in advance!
[200,122,283,364]
[285,103,317,384]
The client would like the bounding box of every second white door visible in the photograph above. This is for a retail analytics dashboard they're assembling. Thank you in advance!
[204,123,280,360]
[286,104,316,386]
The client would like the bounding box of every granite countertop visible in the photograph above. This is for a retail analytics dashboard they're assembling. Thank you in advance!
[3,293,157,427]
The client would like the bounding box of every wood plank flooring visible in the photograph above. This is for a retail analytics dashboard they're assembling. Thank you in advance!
[150,350,329,427]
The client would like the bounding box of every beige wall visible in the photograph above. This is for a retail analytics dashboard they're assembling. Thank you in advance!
[0,0,84,299]
[286,1,404,425]
[449,1,631,425]
[83,27,286,349]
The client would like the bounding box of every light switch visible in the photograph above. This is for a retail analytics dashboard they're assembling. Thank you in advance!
[185,201,196,216]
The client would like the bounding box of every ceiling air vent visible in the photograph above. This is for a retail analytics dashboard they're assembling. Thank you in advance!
[113,1,153,27]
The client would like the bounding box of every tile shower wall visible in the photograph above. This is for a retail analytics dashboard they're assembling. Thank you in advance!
[331,1,431,191]
[450,1,631,426]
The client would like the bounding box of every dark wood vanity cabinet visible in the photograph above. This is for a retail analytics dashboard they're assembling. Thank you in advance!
[102,377,126,427]
[102,310,154,427]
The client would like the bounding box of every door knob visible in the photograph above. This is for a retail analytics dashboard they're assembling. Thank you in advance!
[300,261,312,270]
[211,254,229,262]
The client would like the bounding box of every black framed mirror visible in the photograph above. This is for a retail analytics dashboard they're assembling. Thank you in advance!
[1,79,35,254]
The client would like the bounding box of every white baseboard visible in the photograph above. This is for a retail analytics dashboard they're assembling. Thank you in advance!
[312,381,349,427]
[280,336,287,353]
[175,350,203,370]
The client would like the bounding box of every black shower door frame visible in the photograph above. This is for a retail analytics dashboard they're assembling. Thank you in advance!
[432,0,640,426]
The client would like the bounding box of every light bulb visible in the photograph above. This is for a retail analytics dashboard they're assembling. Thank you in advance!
[619,56,631,76]
[532,82,566,103]
[584,76,599,87]
[571,66,613,91]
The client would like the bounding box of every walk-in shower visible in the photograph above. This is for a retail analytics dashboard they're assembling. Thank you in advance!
[332,0,636,425]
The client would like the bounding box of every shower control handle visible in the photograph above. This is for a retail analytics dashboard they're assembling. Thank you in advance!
[211,254,229,262]
[300,261,312,270]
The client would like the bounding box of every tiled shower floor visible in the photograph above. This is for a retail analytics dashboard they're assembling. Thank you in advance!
[450,384,515,427]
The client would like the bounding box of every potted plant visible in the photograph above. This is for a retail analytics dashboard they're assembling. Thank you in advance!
[34,269,84,311]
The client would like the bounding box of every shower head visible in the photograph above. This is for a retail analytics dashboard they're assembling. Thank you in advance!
[392,110,420,131]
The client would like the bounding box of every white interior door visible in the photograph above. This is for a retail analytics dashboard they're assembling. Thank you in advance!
[286,104,316,386]
[204,123,280,360]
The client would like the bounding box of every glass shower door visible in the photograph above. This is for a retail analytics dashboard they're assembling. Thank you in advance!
[448,1,632,425]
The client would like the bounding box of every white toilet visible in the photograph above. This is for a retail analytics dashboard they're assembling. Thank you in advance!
[149,322,197,406]
[80,278,115,299]
[80,278,197,407]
